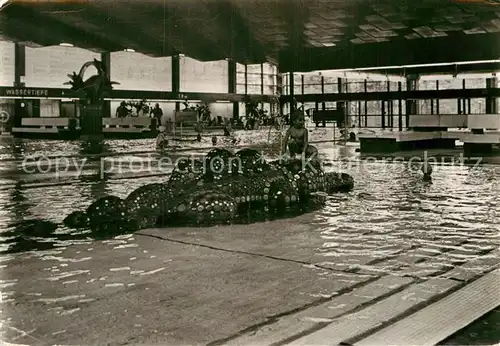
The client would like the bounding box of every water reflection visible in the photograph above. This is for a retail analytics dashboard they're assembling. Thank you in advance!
[0,136,499,274]
[78,139,110,157]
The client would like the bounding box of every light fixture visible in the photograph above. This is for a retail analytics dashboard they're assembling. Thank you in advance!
[124,48,135,52]
[59,43,74,47]
[323,43,336,47]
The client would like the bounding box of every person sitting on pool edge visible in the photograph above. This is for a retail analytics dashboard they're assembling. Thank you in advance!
[283,110,318,160]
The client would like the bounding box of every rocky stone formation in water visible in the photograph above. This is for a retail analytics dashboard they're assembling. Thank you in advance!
[63,147,354,234]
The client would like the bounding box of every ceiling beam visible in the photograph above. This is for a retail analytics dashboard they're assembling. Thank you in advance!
[370,61,500,76]
[279,32,500,72]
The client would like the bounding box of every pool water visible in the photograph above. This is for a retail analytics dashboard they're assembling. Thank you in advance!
[0,133,499,278]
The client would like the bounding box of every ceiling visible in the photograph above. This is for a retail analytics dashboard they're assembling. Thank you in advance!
[1,0,500,73]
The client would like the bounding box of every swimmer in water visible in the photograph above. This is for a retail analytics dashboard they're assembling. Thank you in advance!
[421,160,433,181]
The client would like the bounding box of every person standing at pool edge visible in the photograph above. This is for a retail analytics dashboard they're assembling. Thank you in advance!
[151,103,163,126]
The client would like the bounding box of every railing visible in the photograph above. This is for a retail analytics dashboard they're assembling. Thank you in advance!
[14,117,79,133]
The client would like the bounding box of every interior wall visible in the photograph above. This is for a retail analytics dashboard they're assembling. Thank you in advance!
[39,99,60,117]
[24,46,100,88]
[0,41,15,86]
[180,56,228,93]
[110,51,172,91]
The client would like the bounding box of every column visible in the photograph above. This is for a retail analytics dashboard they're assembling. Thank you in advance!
[436,80,440,114]
[364,80,368,127]
[486,76,498,114]
[244,64,248,95]
[398,81,403,131]
[228,59,238,120]
[405,74,419,129]
[172,54,180,112]
[321,76,325,110]
[12,43,26,129]
[100,52,111,118]
[338,77,347,128]
[289,72,295,112]
[276,72,283,115]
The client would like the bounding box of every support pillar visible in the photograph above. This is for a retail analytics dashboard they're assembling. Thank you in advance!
[398,81,403,131]
[101,52,111,118]
[357,101,361,127]
[338,77,347,128]
[406,74,419,129]
[277,72,283,116]
[80,104,104,140]
[14,43,25,88]
[321,76,325,110]
[486,76,498,114]
[244,64,248,95]
[11,43,26,131]
[289,72,295,112]
[228,59,238,120]
[436,80,440,114]
[364,80,368,127]
[381,98,386,129]
[172,54,180,112]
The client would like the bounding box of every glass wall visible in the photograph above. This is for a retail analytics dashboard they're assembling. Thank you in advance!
[111,51,172,91]
[40,100,60,117]
[303,72,321,94]
[263,63,278,95]
[25,46,100,88]
[180,56,227,93]
[0,41,15,86]
[236,63,245,94]
[246,64,261,94]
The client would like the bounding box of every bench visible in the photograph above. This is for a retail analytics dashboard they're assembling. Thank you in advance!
[12,117,80,134]
[103,117,155,133]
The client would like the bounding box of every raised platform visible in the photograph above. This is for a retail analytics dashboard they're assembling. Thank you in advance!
[359,130,500,154]
[358,131,457,153]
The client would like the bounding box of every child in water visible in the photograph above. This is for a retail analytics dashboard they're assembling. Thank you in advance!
[283,111,317,159]
[421,159,433,181]
[156,128,168,149]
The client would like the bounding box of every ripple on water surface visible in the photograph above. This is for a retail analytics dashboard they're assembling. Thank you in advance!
[0,139,499,278]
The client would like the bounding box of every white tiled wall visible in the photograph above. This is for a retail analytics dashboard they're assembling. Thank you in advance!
[180,56,227,93]
[110,51,172,91]
[0,41,15,86]
[24,46,100,88]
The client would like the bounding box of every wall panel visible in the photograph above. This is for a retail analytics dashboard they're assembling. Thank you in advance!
[180,57,227,93]
[0,41,15,86]
[111,51,171,91]
[25,46,100,88]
